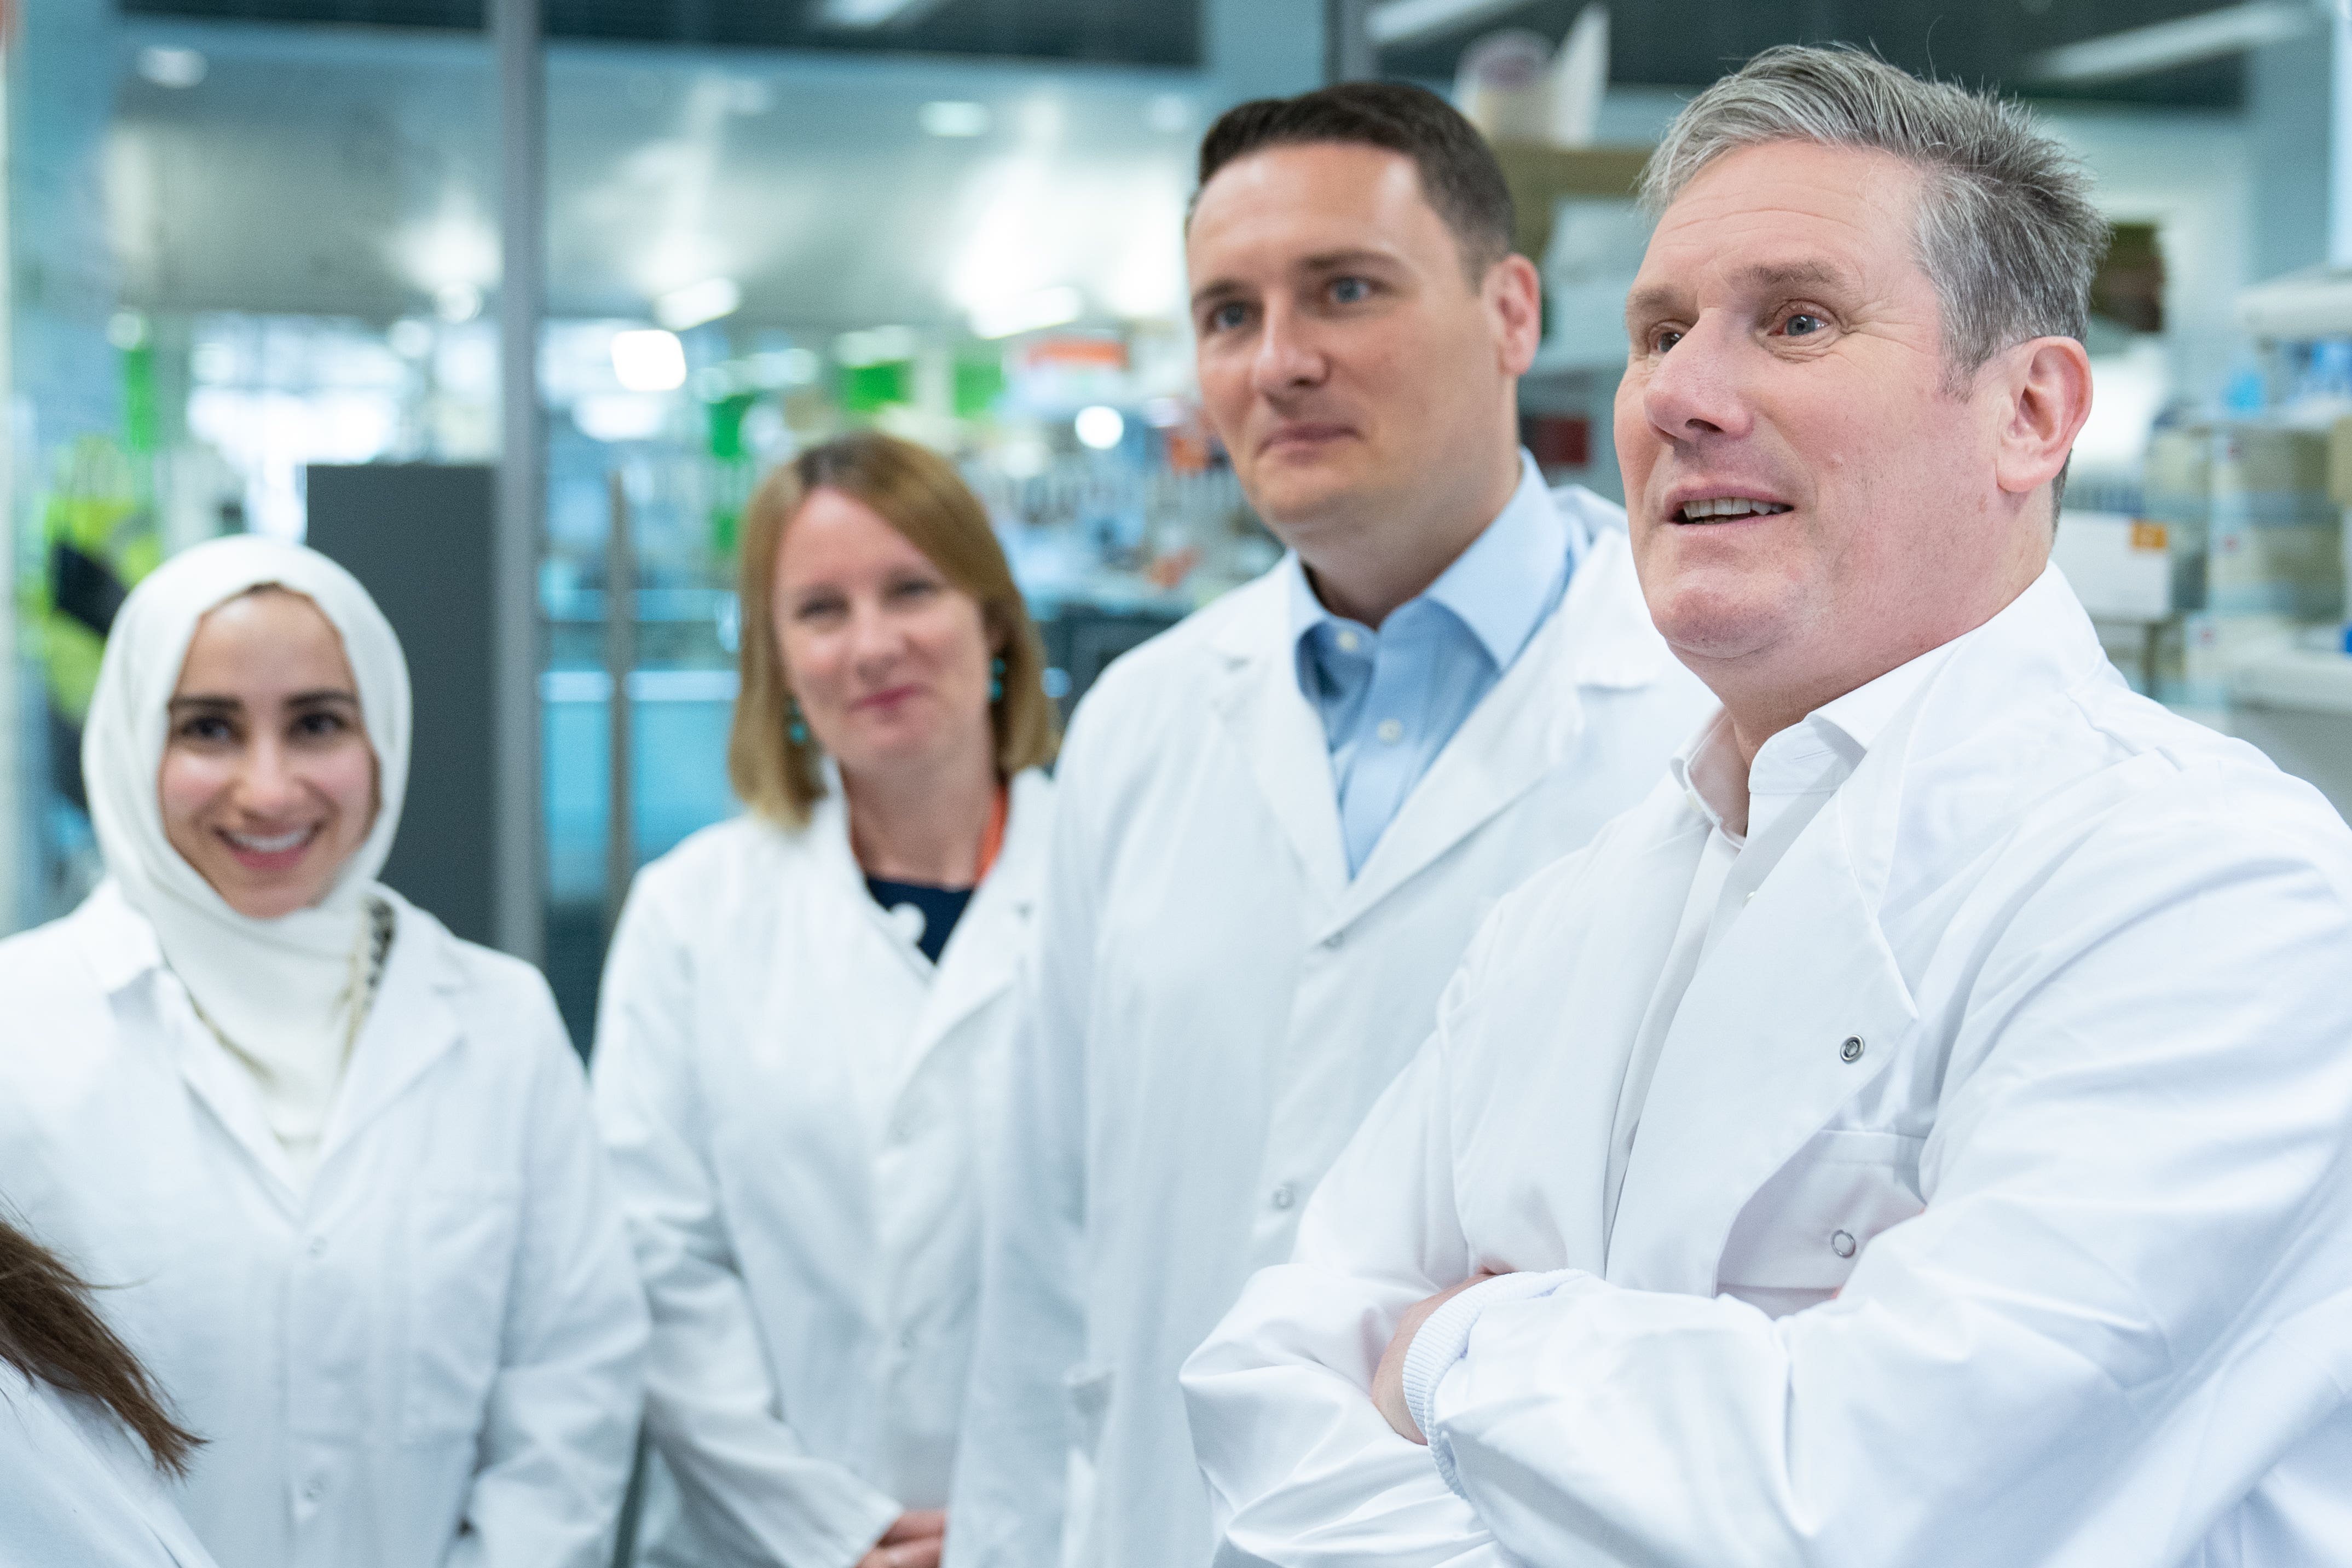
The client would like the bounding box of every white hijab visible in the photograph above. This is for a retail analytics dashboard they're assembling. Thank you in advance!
[82,536,412,1144]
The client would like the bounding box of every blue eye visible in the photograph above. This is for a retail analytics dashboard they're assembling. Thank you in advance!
[1207,302,1249,332]
[1785,313,1825,337]
[1330,277,1371,305]
[1654,328,1684,354]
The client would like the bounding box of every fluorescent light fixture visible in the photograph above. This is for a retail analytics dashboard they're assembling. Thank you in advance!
[1367,0,1536,48]
[2027,0,2319,84]
[655,277,742,331]
[612,329,688,392]
[970,285,1083,340]
[921,101,992,137]
[835,326,920,367]
[136,46,207,88]
[750,348,821,387]
[816,0,954,27]
[1075,406,1126,450]
[575,394,671,444]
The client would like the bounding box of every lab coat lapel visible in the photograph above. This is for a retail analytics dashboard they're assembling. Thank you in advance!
[1209,575,1350,911]
[72,886,305,1214]
[892,772,1046,1100]
[1336,529,1667,931]
[317,895,464,1168]
[156,991,305,1214]
[1606,756,1918,1296]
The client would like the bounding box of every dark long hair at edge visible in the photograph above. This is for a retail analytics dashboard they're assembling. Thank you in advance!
[0,1212,200,1474]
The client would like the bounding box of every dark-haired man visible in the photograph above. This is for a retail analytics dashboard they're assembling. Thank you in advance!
[1184,47,2352,1568]
[945,83,1709,1568]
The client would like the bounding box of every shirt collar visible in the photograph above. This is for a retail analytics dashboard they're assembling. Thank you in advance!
[1668,633,1961,842]
[1285,449,1567,669]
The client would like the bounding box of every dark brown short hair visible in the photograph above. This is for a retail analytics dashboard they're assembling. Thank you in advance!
[730,432,1059,828]
[1194,80,1516,280]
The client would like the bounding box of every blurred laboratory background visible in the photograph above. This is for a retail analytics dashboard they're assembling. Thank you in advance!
[6,0,2351,1040]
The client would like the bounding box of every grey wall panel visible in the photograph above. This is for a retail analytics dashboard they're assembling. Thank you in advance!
[304,462,500,948]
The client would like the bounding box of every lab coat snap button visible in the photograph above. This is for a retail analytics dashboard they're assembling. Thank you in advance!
[1839,1035,1865,1063]
[305,1236,327,1258]
[1830,1229,1857,1259]
[1270,1185,1295,1211]
[303,1479,326,1502]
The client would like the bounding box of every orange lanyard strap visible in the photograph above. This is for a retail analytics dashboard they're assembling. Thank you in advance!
[974,782,1010,884]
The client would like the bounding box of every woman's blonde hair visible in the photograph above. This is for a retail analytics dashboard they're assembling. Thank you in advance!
[730,431,1060,828]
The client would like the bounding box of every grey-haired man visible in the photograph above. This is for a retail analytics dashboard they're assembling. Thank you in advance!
[1183,46,2352,1567]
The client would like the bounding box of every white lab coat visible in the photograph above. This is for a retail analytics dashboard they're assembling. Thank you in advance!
[592,771,1051,1568]
[0,1365,219,1568]
[949,488,1715,1568]
[1182,567,2352,1567]
[0,883,650,1568]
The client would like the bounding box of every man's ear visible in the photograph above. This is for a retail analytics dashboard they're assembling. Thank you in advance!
[1486,252,1544,379]
[1992,335,2094,500]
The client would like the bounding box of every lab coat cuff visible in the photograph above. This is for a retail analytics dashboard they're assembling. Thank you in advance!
[1403,1270,1580,1496]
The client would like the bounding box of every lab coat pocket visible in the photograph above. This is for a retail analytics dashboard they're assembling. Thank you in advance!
[402,1179,523,1442]
[1716,1129,1925,1297]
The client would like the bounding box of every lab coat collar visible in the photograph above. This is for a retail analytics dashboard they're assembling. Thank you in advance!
[1211,496,1671,927]
[68,883,308,1213]
[1604,564,2111,1294]
[316,887,466,1181]
[62,883,468,1217]
[1281,451,1572,678]
[798,765,1048,1102]
[903,767,1048,1092]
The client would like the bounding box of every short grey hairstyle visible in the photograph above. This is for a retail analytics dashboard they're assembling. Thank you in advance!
[1643,45,2108,385]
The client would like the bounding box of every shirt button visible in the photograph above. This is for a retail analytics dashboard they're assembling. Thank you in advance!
[1336,629,1361,653]
[305,1236,328,1258]
[1376,718,1404,744]
[303,1479,327,1502]
[1830,1229,1858,1259]
[899,1330,918,1354]
[1270,1185,1296,1211]
[1840,1035,1865,1063]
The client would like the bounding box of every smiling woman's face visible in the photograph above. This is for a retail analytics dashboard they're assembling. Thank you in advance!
[157,587,379,920]
[771,485,996,791]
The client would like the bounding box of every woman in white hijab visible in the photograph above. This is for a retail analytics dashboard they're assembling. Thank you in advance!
[0,536,649,1568]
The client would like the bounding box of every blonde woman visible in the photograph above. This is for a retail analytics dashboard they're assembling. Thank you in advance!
[0,536,648,1568]
[593,432,1059,1568]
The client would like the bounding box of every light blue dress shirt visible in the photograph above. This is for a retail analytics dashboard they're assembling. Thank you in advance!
[1287,452,1580,876]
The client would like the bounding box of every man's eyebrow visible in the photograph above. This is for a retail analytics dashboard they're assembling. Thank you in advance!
[1191,248,1405,309]
[1731,259,1856,295]
[1626,259,1860,323]
[1294,248,1400,273]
